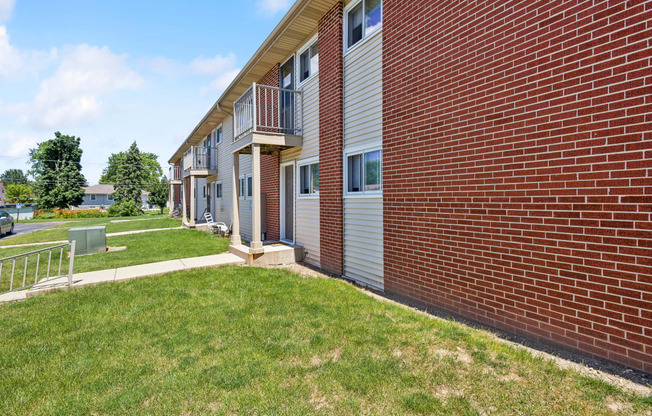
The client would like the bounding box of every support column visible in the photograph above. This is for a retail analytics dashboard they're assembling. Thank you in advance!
[230,152,241,245]
[182,179,188,226]
[189,176,196,227]
[251,144,263,253]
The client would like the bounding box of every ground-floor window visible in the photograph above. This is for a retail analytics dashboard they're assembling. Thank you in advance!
[215,182,222,199]
[247,175,253,198]
[345,148,382,195]
[239,176,246,199]
[299,160,319,196]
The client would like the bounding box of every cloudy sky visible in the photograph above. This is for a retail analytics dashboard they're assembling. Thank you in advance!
[0,0,292,184]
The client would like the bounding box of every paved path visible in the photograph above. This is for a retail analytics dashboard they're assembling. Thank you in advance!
[0,227,184,250]
[0,252,245,303]
[0,222,64,241]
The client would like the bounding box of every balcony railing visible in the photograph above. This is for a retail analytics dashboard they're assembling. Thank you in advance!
[183,146,218,172]
[169,165,181,182]
[233,83,303,142]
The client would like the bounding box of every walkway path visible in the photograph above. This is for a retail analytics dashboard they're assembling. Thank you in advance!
[0,252,245,303]
[0,227,184,250]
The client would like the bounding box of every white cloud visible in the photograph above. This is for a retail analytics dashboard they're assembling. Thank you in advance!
[0,131,37,158]
[200,68,241,95]
[256,0,291,15]
[145,56,182,77]
[0,26,58,78]
[28,44,143,129]
[0,0,15,23]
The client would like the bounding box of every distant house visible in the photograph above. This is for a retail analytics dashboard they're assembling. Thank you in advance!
[80,185,150,209]
[0,182,4,205]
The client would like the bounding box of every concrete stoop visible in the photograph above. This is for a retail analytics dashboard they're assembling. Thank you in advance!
[229,243,304,266]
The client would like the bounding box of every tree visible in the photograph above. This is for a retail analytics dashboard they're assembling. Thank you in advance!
[5,183,34,204]
[0,169,29,185]
[148,176,169,214]
[29,132,87,209]
[113,142,146,206]
[100,150,162,186]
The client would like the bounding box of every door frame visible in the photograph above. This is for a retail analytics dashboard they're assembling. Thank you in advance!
[279,160,296,245]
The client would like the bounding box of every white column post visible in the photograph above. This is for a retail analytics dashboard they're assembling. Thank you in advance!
[189,176,196,227]
[169,184,174,218]
[231,152,241,245]
[251,143,263,253]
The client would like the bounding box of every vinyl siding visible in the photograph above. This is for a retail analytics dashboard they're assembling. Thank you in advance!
[213,117,234,225]
[280,74,321,267]
[343,30,383,290]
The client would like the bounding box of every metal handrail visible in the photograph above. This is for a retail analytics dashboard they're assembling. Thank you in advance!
[0,241,76,294]
[182,146,218,172]
[169,165,181,181]
[233,82,303,143]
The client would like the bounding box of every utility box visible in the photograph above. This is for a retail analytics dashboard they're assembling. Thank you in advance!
[68,226,106,255]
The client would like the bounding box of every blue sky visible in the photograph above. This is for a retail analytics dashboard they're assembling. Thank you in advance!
[0,0,292,184]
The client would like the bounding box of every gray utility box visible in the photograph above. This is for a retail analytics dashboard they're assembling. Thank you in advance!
[69,226,107,255]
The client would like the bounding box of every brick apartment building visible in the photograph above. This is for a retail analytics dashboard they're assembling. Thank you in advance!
[169,0,652,373]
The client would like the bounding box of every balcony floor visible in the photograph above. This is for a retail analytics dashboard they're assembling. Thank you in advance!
[232,132,302,155]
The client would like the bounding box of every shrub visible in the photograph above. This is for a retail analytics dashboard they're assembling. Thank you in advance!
[43,208,108,219]
[108,200,142,217]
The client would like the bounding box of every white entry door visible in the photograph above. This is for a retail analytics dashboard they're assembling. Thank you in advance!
[280,162,295,243]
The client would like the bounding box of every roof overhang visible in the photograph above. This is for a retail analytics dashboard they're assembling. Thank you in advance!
[168,0,335,164]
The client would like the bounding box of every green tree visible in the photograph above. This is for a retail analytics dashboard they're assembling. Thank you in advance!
[29,132,87,209]
[5,183,34,204]
[0,169,29,185]
[148,176,169,214]
[100,150,162,186]
[113,142,146,206]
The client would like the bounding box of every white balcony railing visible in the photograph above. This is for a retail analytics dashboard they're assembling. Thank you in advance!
[233,82,303,142]
[169,165,181,182]
[182,146,218,172]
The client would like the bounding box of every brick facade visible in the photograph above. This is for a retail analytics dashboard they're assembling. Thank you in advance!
[319,1,345,275]
[383,0,652,372]
[258,65,281,241]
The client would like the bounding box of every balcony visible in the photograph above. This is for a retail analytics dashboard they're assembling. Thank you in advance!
[182,146,218,178]
[232,83,303,154]
[169,165,182,184]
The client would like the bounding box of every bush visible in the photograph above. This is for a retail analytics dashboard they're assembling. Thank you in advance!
[35,208,108,219]
[108,200,142,217]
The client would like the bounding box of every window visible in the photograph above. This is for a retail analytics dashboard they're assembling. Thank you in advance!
[213,127,222,145]
[299,162,319,196]
[299,40,318,83]
[215,182,223,199]
[346,149,382,194]
[202,185,206,199]
[346,0,382,49]
[90,194,96,201]
[247,175,253,198]
[108,194,114,201]
[239,176,246,199]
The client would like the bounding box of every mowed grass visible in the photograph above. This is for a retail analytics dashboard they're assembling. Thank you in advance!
[0,216,182,246]
[0,267,649,415]
[0,230,229,292]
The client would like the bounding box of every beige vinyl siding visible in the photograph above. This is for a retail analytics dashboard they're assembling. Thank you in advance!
[343,30,383,290]
[281,75,321,267]
[238,153,253,241]
[213,116,234,225]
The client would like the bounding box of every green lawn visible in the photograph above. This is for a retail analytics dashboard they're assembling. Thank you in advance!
[0,229,229,292]
[0,267,649,415]
[0,216,182,246]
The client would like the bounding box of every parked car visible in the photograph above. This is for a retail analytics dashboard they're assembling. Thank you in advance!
[0,211,14,237]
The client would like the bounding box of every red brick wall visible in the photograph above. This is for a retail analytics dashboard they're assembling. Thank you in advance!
[173,161,181,205]
[319,2,345,275]
[258,65,281,241]
[383,0,652,372]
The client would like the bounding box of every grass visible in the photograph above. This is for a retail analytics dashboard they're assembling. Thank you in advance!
[0,229,229,292]
[0,267,649,415]
[0,216,182,246]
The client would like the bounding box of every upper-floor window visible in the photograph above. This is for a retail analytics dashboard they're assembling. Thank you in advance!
[299,40,318,83]
[213,127,222,145]
[299,161,319,196]
[346,0,382,50]
[346,148,382,194]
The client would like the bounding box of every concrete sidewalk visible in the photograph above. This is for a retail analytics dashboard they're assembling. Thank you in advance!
[0,252,245,303]
[0,227,184,250]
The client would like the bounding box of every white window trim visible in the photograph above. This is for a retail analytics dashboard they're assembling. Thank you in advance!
[297,157,319,198]
[246,174,253,199]
[213,125,223,146]
[239,175,246,200]
[343,0,383,55]
[90,194,96,201]
[297,34,319,87]
[343,145,383,198]
[215,181,223,200]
